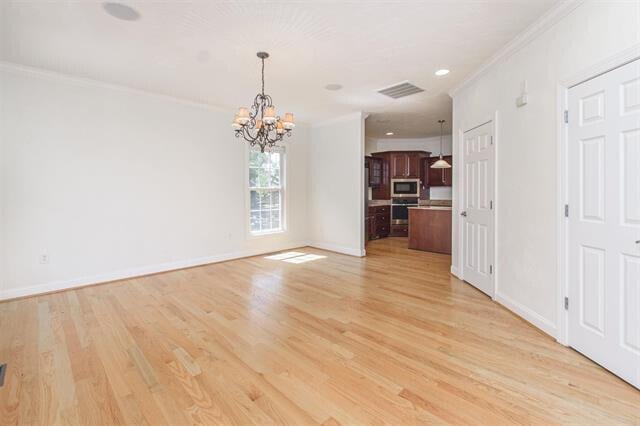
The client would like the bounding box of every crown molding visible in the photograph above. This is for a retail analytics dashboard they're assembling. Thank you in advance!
[0,61,317,126]
[0,61,227,112]
[448,0,585,98]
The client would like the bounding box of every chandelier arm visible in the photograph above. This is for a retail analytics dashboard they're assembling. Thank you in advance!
[239,128,260,144]
[250,94,262,120]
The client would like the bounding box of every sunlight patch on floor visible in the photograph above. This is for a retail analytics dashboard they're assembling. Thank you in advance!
[282,254,326,264]
[264,251,306,260]
[264,252,327,263]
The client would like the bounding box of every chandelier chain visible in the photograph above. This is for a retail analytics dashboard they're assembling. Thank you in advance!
[261,57,265,96]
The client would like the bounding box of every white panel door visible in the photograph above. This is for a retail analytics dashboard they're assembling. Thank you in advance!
[568,59,640,389]
[462,122,494,296]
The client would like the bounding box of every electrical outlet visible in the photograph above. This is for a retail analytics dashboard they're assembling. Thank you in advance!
[516,94,528,107]
[516,80,528,107]
[39,254,50,264]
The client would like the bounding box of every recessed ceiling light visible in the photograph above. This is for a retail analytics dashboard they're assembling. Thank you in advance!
[385,132,394,136]
[435,69,450,76]
[102,2,141,21]
[324,83,343,91]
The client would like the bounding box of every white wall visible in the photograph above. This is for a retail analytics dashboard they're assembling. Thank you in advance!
[309,113,366,256]
[365,135,452,156]
[451,1,640,337]
[0,64,311,299]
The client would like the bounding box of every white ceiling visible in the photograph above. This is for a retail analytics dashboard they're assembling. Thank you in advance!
[1,0,556,138]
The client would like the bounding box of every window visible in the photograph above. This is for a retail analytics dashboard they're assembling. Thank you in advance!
[249,149,284,234]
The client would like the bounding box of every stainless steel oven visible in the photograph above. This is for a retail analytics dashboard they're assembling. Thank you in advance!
[391,198,419,225]
[391,179,420,197]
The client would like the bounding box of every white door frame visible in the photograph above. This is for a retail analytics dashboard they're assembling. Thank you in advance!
[457,112,499,299]
[556,45,640,346]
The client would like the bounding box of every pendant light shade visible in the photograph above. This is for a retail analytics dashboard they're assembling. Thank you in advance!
[431,158,451,169]
[431,119,451,169]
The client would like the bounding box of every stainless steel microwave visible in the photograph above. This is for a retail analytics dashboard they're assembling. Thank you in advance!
[391,179,420,197]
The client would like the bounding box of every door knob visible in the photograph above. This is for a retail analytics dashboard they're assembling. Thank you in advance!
[460,211,467,217]
[636,240,640,244]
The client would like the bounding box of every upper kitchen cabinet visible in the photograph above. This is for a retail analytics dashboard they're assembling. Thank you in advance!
[390,152,428,179]
[407,154,422,178]
[428,155,453,187]
[369,156,383,187]
[371,151,429,199]
[390,153,407,178]
[365,156,383,188]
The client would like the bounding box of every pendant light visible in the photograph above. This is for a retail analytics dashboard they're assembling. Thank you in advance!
[431,119,451,169]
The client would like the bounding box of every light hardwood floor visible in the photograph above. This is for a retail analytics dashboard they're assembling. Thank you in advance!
[1,237,639,425]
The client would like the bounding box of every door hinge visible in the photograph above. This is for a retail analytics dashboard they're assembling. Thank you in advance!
[564,297,569,310]
[490,200,493,210]
[564,110,569,124]
[564,204,569,218]
[0,363,6,387]
[489,265,493,274]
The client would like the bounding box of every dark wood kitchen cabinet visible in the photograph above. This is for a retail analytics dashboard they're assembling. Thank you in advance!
[371,151,430,199]
[390,152,424,179]
[407,154,421,178]
[371,154,390,200]
[428,155,453,187]
[443,157,453,186]
[365,156,383,189]
[367,205,390,239]
[408,207,452,254]
[420,158,430,198]
[390,153,407,178]
[369,157,383,187]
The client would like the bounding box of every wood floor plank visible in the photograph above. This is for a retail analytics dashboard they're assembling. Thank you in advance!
[1,237,639,425]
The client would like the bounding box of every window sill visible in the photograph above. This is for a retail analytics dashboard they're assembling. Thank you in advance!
[248,229,286,239]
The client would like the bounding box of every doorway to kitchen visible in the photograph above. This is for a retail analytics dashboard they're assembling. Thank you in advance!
[364,117,454,259]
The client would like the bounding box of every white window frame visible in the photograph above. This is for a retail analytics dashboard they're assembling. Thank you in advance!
[246,147,286,237]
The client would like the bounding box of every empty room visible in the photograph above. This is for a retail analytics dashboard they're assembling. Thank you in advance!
[1,0,639,424]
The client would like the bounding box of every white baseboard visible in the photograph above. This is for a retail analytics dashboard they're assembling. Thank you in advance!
[308,241,364,257]
[494,291,557,339]
[450,265,461,279]
[0,242,308,301]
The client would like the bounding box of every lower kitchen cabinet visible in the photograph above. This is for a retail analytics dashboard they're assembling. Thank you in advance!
[368,205,390,239]
[390,224,408,237]
[408,207,452,254]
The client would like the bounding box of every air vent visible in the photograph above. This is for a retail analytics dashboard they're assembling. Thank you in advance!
[377,81,424,99]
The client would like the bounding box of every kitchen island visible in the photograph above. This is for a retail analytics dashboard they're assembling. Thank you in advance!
[408,206,452,254]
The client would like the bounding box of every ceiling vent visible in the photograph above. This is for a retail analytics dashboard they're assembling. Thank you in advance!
[377,81,424,99]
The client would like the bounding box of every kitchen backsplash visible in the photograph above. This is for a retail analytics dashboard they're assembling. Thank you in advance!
[429,186,453,200]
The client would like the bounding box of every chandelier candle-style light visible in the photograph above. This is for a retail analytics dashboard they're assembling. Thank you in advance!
[232,52,295,152]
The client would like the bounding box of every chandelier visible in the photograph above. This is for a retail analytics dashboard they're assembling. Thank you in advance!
[232,52,295,152]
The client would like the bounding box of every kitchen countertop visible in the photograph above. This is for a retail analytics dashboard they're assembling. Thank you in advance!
[408,206,452,211]
[368,200,392,206]
[418,200,452,207]
[370,200,452,207]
